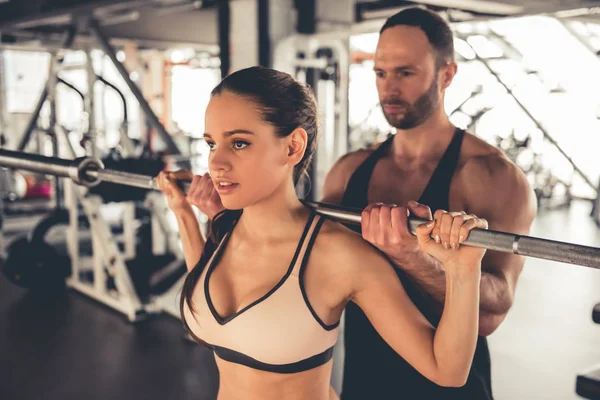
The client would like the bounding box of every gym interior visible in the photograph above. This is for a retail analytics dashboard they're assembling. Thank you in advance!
[0,1,599,399]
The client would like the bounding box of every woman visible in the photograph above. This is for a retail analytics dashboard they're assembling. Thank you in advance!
[156,66,487,400]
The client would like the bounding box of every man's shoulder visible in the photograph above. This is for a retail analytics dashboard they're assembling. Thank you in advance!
[332,139,391,175]
[332,146,373,172]
[455,133,535,206]
[322,140,387,203]
[458,133,519,181]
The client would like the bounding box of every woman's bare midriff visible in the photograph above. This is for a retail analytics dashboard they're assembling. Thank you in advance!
[214,356,340,400]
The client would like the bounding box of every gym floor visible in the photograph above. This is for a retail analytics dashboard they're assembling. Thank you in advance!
[1,201,599,400]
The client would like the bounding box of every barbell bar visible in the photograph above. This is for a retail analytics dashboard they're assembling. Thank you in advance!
[1,148,599,270]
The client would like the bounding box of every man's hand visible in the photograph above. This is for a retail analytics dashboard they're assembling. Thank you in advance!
[361,200,434,266]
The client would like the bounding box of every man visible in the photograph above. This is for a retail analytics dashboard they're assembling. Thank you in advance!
[321,7,537,400]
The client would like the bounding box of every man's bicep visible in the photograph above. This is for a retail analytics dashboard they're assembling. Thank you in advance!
[469,167,536,286]
[476,157,536,228]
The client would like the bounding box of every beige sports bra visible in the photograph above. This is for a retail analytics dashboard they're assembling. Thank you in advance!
[183,212,340,373]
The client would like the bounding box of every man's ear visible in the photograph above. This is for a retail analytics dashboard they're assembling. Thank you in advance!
[287,127,308,167]
[440,61,458,89]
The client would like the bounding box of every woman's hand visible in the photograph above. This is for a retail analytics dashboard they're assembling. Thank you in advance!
[415,210,488,272]
[156,170,193,213]
[186,173,225,219]
[156,170,225,218]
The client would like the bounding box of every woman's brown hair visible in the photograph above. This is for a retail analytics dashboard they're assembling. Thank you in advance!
[179,66,319,337]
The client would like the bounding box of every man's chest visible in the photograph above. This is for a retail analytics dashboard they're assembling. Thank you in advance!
[365,159,435,205]
[364,158,465,211]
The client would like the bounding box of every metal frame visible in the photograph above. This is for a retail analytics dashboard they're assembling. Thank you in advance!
[0,50,7,142]
[95,74,136,156]
[17,28,76,152]
[0,0,221,51]
[4,47,185,322]
[64,179,145,321]
[83,48,99,158]
[15,17,185,160]
[58,73,135,156]
[57,98,146,321]
[58,122,182,322]
[273,33,350,202]
[86,17,181,156]
[0,4,205,323]
[144,191,183,257]
[47,53,63,208]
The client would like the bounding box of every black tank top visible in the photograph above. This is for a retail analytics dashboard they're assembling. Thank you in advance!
[339,129,494,400]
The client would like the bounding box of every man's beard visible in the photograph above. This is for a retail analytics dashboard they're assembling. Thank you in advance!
[380,75,440,130]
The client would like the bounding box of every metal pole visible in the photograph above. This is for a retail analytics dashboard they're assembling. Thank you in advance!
[17,27,76,152]
[96,75,136,156]
[17,86,48,151]
[0,50,7,143]
[0,148,74,177]
[87,18,181,155]
[1,148,600,270]
[47,53,63,209]
[84,49,99,159]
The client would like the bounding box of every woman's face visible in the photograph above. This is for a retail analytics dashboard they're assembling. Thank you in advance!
[203,91,292,210]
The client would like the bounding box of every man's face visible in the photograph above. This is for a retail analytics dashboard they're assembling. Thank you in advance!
[374,25,443,130]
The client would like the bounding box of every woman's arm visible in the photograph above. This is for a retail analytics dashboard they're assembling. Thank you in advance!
[174,206,206,271]
[156,170,212,271]
[343,211,486,387]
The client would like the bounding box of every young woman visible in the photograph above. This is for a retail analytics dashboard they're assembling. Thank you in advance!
[156,66,487,400]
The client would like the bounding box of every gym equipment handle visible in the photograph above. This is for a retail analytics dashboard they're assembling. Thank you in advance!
[0,149,599,270]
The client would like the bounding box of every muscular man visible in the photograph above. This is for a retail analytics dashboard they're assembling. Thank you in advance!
[322,8,537,400]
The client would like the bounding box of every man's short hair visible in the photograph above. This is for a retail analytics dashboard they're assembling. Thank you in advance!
[380,7,454,67]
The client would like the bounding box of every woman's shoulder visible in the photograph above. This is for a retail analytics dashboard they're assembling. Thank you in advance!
[312,216,388,270]
[306,214,402,304]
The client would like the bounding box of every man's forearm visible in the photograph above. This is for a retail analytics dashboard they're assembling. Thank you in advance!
[392,252,447,309]
[479,271,513,315]
[395,253,512,318]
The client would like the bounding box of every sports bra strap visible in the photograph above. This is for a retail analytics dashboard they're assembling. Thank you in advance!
[291,213,325,276]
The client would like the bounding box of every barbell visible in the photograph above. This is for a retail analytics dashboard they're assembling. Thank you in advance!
[1,148,599,270]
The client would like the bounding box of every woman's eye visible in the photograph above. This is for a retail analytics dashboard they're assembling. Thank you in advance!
[233,140,249,150]
[206,141,216,150]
